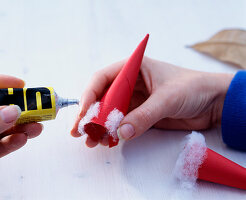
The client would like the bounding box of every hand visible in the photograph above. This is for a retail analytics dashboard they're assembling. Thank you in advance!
[0,75,43,158]
[71,57,233,147]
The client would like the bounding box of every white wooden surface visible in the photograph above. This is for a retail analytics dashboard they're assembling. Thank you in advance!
[0,0,246,199]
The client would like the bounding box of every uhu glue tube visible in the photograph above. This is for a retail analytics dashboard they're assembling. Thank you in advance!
[0,87,79,124]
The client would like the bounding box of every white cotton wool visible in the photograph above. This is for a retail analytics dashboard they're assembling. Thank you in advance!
[173,131,207,189]
[105,108,124,141]
[78,102,100,135]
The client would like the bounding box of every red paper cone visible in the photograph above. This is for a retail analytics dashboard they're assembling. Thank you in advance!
[84,34,149,147]
[198,148,246,190]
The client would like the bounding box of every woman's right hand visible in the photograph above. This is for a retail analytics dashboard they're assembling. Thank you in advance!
[71,57,233,147]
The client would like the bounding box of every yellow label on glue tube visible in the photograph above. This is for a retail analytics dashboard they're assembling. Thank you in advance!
[20,87,56,124]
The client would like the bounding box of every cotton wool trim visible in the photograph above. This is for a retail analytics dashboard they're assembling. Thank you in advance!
[173,131,207,189]
[78,102,100,135]
[105,108,124,141]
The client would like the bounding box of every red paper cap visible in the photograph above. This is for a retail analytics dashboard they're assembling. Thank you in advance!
[84,34,149,147]
[198,148,246,190]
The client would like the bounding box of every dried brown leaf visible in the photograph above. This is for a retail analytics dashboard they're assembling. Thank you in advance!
[191,29,246,68]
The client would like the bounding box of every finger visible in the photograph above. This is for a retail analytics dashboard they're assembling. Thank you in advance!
[117,92,167,140]
[12,123,43,139]
[71,60,125,137]
[0,74,25,88]
[0,133,27,158]
[85,136,98,148]
[70,118,82,137]
[0,105,21,134]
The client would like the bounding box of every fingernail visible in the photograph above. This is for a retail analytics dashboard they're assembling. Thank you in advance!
[117,124,135,140]
[0,105,22,123]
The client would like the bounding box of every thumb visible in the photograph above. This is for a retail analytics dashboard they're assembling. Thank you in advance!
[117,92,166,140]
[0,105,21,133]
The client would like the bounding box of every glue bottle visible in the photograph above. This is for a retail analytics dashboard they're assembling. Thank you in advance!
[0,87,79,124]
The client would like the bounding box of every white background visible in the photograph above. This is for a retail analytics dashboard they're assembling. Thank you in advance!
[0,0,246,199]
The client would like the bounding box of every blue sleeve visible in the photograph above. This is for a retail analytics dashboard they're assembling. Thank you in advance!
[222,71,246,151]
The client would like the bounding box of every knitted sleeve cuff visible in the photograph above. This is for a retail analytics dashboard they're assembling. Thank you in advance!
[222,71,246,151]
